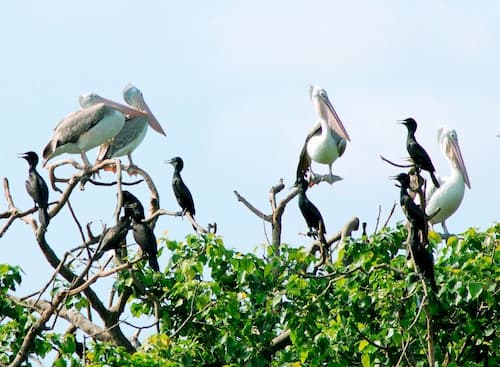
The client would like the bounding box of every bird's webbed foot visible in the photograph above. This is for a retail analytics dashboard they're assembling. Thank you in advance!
[309,172,343,186]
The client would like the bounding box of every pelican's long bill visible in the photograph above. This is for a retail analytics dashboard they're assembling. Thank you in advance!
[314,86,351,142]
[80,93,146,117]
[441,129,471,189]
[132,91,166,136]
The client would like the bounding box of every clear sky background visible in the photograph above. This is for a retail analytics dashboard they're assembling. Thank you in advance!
[1,1,499,296]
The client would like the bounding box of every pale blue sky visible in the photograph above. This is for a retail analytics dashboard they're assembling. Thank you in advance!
[1,1,499,295]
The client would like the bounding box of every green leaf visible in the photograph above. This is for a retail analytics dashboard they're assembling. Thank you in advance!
[358,339,369,352]
[467,282,483,300]
[361,352,370,367]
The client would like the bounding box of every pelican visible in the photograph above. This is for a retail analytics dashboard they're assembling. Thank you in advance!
[296,85,350,183]
[42,93,145,167]
[95,84,166,170]
[425,128,471,234]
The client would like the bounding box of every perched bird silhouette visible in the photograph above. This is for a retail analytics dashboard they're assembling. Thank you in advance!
[426,128,471,234]
[121,190,145,221]
[93,216,130,261]
[361,222,368,243]
[296,85,350,183]
[19,151,50,228]
[130,216,160,272]
[393,173,426,233]
[409,228,438,293]
[296,177,327,239]
[400,118,440,188]
[166,157,196,217]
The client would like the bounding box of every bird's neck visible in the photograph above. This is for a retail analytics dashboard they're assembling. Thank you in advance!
[406,129,416,140]
[173,169,182,180]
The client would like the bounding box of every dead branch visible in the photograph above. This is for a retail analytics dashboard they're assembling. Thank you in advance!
[233,190,271,221]
[8,295,112,343]
[0,178,38,237]
[382,202,397,230]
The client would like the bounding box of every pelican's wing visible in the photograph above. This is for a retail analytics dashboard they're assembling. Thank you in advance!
[53,104,107,145]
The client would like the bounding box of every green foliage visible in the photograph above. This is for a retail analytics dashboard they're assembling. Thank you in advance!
[1,224,499,366]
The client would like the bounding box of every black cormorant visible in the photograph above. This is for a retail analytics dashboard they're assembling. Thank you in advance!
[166,157,196,217]
[393,173,426,232]
[296,177,326,239]
[19,151,50,228]
[94,216,130,261]
[401,118,440,188]
[130,216,160,272]
[409,229,438,293]
[121,190,145,221]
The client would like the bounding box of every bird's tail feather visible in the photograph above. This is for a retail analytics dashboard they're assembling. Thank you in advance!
[430,171,440,188]
[148,256,160,272]
[38,207,50,228]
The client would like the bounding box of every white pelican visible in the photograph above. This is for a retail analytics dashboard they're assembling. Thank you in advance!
[95,84,166,171]
[42,94,144,167]
[296,85,350,183]
[425,128,471,234]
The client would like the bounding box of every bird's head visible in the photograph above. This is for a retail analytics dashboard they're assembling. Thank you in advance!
[391,172,410,188]
[399,117,417,133]
[18,151,39,166]
[123,84,166,136]
[438,128,471,189]
[165,156,184,171]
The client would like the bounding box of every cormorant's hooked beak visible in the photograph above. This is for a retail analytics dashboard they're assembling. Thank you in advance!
[164,159,174,165]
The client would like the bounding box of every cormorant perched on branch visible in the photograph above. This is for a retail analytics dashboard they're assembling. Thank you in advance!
[296,177,326,239]
[94,216,130,261]
[121,190,145,221]
[409,228,438,293]
[165,157,196,217]
[19,151,50,228]
[393,173,426,233]
[400,118,440,188]
[130,217,160,272]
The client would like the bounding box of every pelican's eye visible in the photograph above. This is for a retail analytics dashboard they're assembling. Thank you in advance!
[320,90,327,98]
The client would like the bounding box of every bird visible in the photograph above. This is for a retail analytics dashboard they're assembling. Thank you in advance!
[121,190,145,222]
[165,157,196,217]
[42,93,145,167]
[19,151,50,228]
[392,173,426,233]
[296,176,327,239]
[93,216,130,261]
[95,84,166,171]
[130,216,160,272]
[409,228,438,293]
[296,85,351,183]
[361,222,368,243]
[425,128,471,234]
[400,118,440,188]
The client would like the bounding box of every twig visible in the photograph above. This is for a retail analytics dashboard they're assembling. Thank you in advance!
[233,190,271,221]
[373,205,382,234]
[380,155,413,168]
[382,202,397,230]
